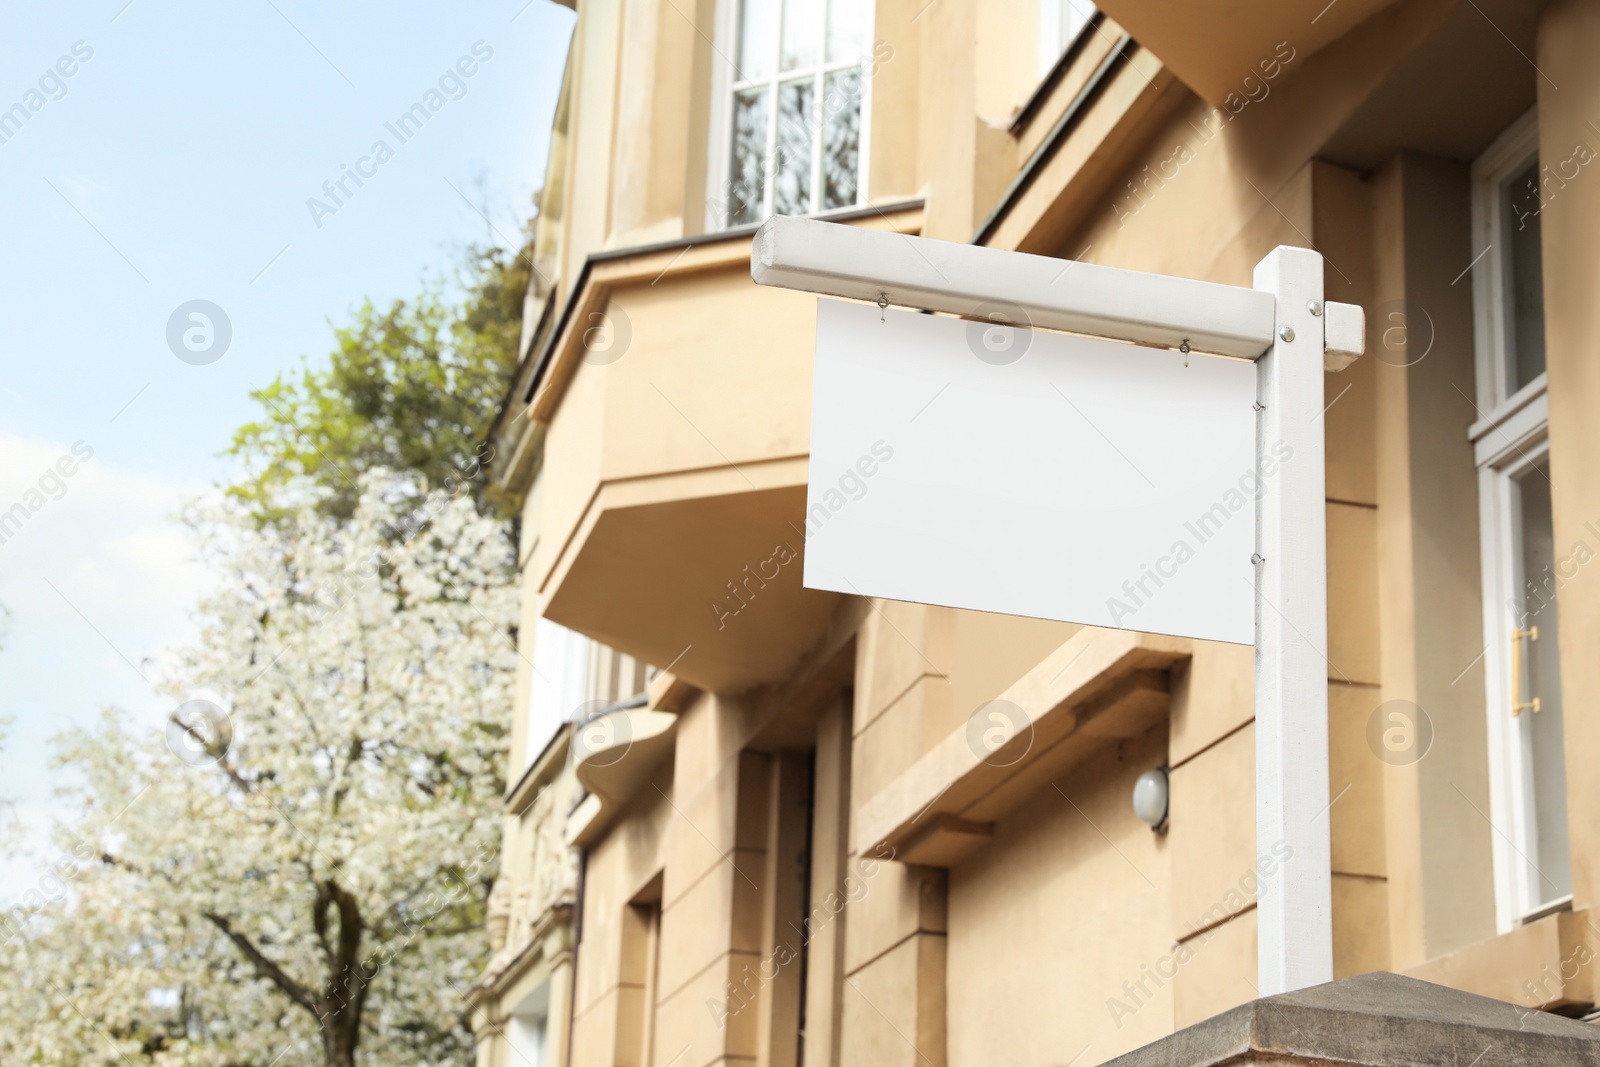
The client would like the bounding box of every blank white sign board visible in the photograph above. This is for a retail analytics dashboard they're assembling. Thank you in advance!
[764,219,1358,996]
[804,299,1262,645]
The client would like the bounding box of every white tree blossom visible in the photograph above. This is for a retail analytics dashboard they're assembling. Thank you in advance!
[0,472,518,1067]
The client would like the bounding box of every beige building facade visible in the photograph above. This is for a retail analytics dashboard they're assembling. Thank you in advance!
[471,1,1600,1065]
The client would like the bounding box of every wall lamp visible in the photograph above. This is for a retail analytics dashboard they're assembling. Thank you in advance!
[1132,767,1169,832]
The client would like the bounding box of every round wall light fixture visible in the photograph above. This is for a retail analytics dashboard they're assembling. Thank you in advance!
[1132,767,1169,832]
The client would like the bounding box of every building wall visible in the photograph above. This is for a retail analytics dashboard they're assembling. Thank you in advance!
[479,2,1600,1066]
[1536,0,1600,924]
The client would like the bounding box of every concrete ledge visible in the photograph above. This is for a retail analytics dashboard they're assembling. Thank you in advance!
[1405,907,1598,1012]
[647,669,700,713]
[566,708,678,847]
[1099,971,1600,1066]
[855,628,1190,866]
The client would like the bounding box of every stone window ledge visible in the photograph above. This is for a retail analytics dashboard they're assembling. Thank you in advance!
[1406,906,1597,1012]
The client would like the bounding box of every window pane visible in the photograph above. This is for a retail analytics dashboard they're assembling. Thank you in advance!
[826,0,871,63]
[1513,460,1570,910]
[781,0,820,72]
[1504,159,1547,390]
[773,78,815,216]
[1064,0,1094,42]
[1039,1,1096,75]
[509,1011,547,1067]
[821,68,861,210]
[529,617,590,770]
[738,0,776,81]
[729,87,769,225]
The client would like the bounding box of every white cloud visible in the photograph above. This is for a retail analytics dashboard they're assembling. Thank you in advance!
[0,432,212,902]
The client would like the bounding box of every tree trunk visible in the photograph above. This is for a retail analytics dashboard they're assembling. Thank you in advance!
[209,876,368,1067]
[313,881,367,1067]
[320,1023,358,1067]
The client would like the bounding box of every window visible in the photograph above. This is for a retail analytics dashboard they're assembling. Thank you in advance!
[527,614,591,771]
[509,983,549,1067]
[1038,1,1097,76]
[527,617,653,772]
[1470,107,1570,929]
[715,0,874,228]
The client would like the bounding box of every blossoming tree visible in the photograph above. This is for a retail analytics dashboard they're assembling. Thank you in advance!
[0,474,518,1067]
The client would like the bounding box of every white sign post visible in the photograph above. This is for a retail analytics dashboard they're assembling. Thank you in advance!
[751,215,1364,995]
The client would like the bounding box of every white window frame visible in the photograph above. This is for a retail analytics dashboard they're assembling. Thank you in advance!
[705,0,875,231]
[1037,0,1097,77]
[1471,107,1542,412]
[1470,106,1570,931]
[527,612,591,771]
[509,981,550,1067]
[1474,412,1566,930]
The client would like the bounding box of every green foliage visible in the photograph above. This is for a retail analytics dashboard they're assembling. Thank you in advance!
[230,234,533,524]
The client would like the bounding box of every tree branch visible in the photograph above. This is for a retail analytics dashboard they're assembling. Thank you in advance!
[204,912,318,1018]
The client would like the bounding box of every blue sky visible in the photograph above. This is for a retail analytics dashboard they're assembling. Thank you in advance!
[0,0,574,898]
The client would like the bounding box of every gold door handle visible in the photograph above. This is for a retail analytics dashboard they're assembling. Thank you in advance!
[1512,625,1541,716]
